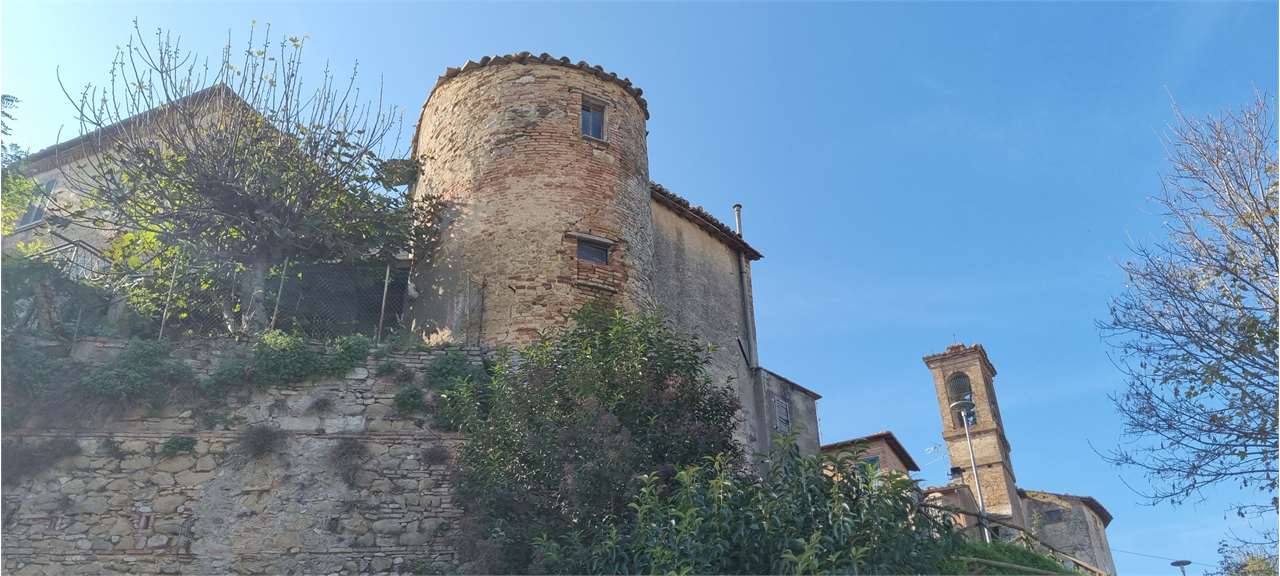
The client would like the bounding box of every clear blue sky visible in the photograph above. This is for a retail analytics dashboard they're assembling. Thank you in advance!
[3,2,1275,574]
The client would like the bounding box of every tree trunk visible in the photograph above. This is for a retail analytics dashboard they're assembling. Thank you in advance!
[238,258,271,334]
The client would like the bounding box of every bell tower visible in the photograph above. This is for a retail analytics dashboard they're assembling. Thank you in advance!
[923,344,1024,527]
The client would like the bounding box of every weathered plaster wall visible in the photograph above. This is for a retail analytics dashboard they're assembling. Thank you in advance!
[409,59,653,347]
[650,201,762,450]
[2,339,477,575]
[1022,491,1116,575]
[759,369,820,456]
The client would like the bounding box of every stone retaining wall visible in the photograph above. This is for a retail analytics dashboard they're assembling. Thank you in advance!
[2,338,484,575]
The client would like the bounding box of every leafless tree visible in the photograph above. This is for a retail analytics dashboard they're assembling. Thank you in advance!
[1100,94,1277,545]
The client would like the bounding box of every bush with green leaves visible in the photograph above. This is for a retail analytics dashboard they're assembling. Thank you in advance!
[450,305,741,573]
[3,338,193,425]
[393,386,426,415]
[426,350,484,388]
[202,332,371,398]
[79,340,196,406]
[534,440,958,575]
[158,436,197,459]
[936,541,1073,575]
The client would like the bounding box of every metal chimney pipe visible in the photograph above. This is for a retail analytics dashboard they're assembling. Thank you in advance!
[733,204,743,235]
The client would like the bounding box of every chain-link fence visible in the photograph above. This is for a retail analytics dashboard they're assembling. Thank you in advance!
[2,245,412,345]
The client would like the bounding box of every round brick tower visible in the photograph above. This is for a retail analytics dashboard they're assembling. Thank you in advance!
[408,53,655,346]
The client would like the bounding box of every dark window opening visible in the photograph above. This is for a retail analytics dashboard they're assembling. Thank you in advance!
[577,238,610,264]
[947,372,976,427]
[862,455,881,469]
[1042,509,1066,524]
[581,100,605,140]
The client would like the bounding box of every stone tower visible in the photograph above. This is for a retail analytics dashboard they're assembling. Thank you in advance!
[407,54,655,347]
[923,344,1025,526]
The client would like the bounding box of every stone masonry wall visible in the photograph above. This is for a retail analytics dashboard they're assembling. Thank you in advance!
[2,338,482,575]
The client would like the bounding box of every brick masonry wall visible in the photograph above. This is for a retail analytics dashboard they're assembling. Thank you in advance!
[409,61,654,347]
[2,338,483,575]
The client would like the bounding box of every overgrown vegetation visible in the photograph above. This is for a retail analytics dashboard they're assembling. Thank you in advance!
[59,24,427,335]
[393,386,426,415]
[534,442,957,575]
[158,435,197,459]
[2,331,370,429]
[329,438,369,487]
[937,541,1073,575]
[2,338,194,424]
[79,341,196,406]
[426,351,484,387]
[1,438,82,485]
[238,424,286,459]
[449,305,742,573]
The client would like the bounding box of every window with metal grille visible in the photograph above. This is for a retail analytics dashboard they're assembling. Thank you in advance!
[577,238,609,264]
[581,99,605,140]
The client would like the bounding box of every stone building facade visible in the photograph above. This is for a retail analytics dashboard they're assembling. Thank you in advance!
[405,53,821,457]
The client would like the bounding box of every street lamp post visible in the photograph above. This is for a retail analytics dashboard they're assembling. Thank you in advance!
[1171,560,1191,576]
[950,399,991,543]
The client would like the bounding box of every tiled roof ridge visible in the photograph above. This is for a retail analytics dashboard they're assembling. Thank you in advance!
[429,52,649,119]
[649,182,762,261]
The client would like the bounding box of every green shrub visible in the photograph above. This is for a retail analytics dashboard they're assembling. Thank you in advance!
[328,438,369,487]
[238,424,286,459]
[375,359,401,377]
[451,305,741,573]
[158,435,197,459]
[205,332,370,394]
[432,377,492,432]
[393,386,426,415]
[79,340,196,407]
[1,339,78,403]
[426,351,483,388]
[535,441,958,575]
[327,334,371,375]
[937,541,1073,575]
[201,357,252,399]
[251,331,324,386]
[1,437,82,485]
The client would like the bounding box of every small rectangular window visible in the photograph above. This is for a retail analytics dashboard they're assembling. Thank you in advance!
[581,99,605,140]
[577,238,609,264]
[17,180,53,228]
[862,455,881,469]
[774,396,791,433]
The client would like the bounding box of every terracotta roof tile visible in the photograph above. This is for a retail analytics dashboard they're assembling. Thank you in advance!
[429,52,649,119]
[650,183,762,260]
